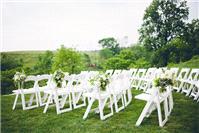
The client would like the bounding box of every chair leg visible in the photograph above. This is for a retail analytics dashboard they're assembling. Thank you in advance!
[38,91,43,106]
[83,98,95,120]
[73,92,86,109]
[135,100,153,126]
[28,94,35,106]
[99,97,113,120]
[12,94,19,110]
[54,94,61,114]
[21,94,26,110]
[43,94,52,113]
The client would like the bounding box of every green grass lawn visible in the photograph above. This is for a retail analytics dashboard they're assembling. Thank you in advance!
[1,90,199,133]
[168,55,199,68]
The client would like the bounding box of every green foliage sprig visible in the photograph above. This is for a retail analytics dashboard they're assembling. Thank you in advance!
[154,70,174,92]
[89,72,110,91]
[53,69,65,88]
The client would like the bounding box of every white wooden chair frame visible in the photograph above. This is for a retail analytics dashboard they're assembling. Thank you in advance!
[108,76,125,113]
[181,69,199,96]
[189,81,199,101]
[132,69,147,89]
[83,86,114,120]
[43,80,72,114]
[69,74,86,109]
[12,76,39,110]
[173,68,190,92]
[135,86,173,127]
[139,68,157,91]
[36,74,52,106]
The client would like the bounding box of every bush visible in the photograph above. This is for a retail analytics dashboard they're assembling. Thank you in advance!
[151,37,193,67]
[52,45,84,74]
[99,48,114,59]
[104,57,130,70]
[1,68,22,94]
[129,58,151,68]
[34,51,54,74]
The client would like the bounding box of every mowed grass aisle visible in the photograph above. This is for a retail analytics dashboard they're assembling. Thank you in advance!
[1,90,199,133]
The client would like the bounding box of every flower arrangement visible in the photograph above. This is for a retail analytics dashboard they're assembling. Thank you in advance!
[89,72,110,91]
[53,69,65,88]
[154,69,174,92]
[13,71,26,89]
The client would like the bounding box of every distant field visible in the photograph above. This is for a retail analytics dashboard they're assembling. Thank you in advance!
[1,51,46,68]
[2,51,199,69]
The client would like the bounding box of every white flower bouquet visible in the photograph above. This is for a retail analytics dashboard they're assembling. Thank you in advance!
[13,71,26,89]
[89,72,110,91]
[153,69,174,92]
[53,69,65,88]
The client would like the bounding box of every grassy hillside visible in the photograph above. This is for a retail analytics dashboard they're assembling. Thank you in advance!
[1,50,102,69]
[1,51,46,68]
[168,55,199,68]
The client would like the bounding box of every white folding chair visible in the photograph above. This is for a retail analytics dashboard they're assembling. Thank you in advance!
[43,78,72,114]
[108,74,125,113]
[173,68,190,92]
[121,70,133,107]
[169,68,179,78]
[83,83,113,120]
[36,74,52,106]
[69,74,86,109]
[181,69,199,96]
[135,86,173,127]
[105,69,114,76]
[12,75,39,110]
[131,69,147,89]
[189,81,199,101]
[113,69,122,76]
[130,68,138,80]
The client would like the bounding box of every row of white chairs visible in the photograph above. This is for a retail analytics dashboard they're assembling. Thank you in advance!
[12,67,198,122]
[106,67,199,102]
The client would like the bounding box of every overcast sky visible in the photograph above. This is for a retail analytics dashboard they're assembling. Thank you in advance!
[1,0,198,52]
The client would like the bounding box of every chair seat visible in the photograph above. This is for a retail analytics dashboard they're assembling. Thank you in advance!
[38,86,51,91]
[83,91,110,99]
[13,88,36,94]
[135,93,151,101]
[135,93,167,102]
[139,78,151,82]
[44,88,70,95]
[71,86,84,92]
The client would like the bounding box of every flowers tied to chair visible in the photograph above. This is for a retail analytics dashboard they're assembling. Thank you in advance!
[13,71,27,89]
[154,70,174,93]
[89,72,110,91]
[53,69,65,88]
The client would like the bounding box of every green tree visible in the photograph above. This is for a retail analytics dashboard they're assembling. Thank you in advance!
[98,37,120,55]
[99,48,114,59]
[82,53,91,68]
[34,50,54,74]
[183,19,199,55]
[52,45,83,74]
[151,37,192,67]
[139,0,188,51]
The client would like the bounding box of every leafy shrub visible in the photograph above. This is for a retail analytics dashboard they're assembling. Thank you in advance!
[52,45,84,74]
[104,57,130,70]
